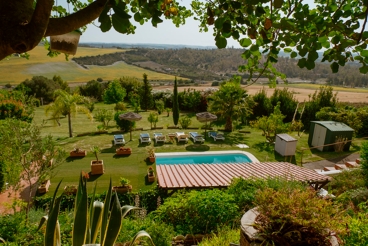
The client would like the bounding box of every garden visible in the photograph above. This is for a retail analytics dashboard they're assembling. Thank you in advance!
[1,77,368,245]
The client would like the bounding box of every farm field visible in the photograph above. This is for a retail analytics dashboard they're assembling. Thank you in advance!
[0,46,178,85]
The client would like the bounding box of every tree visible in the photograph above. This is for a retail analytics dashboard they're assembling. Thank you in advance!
[1,0,367,82]
[15,76,60,104]
[208,78,248,132]
[78,80,105,101]
[139,73,153,111]
[269,88,298,123]
[0,119,65,219]
[148,112,159,128]
[251,102,290,143]
[94,108,114,130]
[172,77,179,126]
[45,90,92,137]
[52,75,70,93]
[103,80,126,104]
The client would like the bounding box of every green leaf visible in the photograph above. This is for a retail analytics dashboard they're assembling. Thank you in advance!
[214,17,225,29]
[330,62,339,73]
[232,31,240,39]
[305,59,315,69]
[215,36,227,49]
[361,50,368,57]
[151,15,163,27]
[128,230,155,246]
[73,174,88,246]
[46,195,62,246]
[297,58,306,68]
[307,50,319,62]
[359,65,368,74]
[99,13,112,32]
[90,201,104,243]
[284,48,292,53]
[291,51,297,58]
[112,14,130,33]
[240,38,252,47]
[331,35,341,44]
[104,193,122,246]
[134,12,142,22]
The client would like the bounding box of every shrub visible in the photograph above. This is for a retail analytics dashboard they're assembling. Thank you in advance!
[336,188,368,207]
[328,169,365,196]
[179,116,192,129]
[114,102,126,111]
[254,187,349,245]
[198,226,240,246]
[153,189,238,234]
[343,203,368,245]
[114,111,135,131]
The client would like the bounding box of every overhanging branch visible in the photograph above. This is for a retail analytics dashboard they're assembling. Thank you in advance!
[45,0,108,36]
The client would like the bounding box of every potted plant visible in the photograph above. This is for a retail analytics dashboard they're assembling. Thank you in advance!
[50,29,82,55]
[147,166,155,182]
[112,177,132,193]
[63,185,78,195]
[37,179,51,194]
[146,146,156,163]
[116,146,132,155]
[90,146,104,175]
[70,146,87,157]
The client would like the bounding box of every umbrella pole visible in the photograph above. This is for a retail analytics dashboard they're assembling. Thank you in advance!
[205,121,207,140]
[130,126,132,141]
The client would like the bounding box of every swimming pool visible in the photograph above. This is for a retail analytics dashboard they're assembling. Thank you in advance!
[156,151,259,165]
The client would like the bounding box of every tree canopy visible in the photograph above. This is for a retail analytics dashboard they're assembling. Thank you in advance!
[1,0,367,82]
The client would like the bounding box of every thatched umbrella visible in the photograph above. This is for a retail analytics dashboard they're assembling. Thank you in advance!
[119,112,142,141]
[196,112,218,139]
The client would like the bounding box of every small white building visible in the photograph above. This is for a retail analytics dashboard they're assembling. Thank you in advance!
[275,133,298,157]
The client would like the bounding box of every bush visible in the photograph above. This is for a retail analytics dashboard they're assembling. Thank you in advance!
[343,203,368,245]
[328,169,365,196]
[153,189,238,234]
[254,187,349,245]
[336,188,368,207]
[179,116,192,129]
[114,102,126,111]
[198,226,240,246]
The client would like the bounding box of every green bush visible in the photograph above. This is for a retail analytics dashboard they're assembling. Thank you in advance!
[336,188,368,207]
[198,226,239,246]
[343,203,368,245]
[328,169,365,196]
[153,189,238,234]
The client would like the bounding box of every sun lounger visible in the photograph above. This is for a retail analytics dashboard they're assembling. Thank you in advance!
[139,133,151,144]
[208,131,225,141]
[153,133,166,144]
[113,134,125,145]
[189,132,205,143]
[176,132,188,143]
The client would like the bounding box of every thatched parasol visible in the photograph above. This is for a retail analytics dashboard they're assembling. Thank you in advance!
[196,112,218,139]
[119,112,142,141]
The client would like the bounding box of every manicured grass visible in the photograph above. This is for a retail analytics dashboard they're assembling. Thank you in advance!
[0,46,179,85]
[34,103,363,195]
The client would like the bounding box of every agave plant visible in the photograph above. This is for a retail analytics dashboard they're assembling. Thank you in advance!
[38,173,154,246]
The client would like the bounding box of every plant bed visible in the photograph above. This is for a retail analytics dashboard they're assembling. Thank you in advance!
[70,149,87,157]
[151,126,164,130]
[63,185,77,195]
[239,130,251,133]
[167,126,180,129]
[37,180,50,194]
[133,127,143,131]
[112,185,132,193]
[116,147,132,155]
[90,160,104,175]
[76,132,93,137]
[93,130,108,135]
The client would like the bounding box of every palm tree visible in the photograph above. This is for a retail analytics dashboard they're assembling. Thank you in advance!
[208,79,248,132]
[45,90,92,137]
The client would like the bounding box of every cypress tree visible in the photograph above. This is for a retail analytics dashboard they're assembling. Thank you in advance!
[173,77,179,126]
[140,73,153,111]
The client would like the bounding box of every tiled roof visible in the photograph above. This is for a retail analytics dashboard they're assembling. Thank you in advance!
[156,162,331,189]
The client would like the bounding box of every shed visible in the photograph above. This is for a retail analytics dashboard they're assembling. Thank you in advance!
[275,134,298,156]
[308,121,354,152]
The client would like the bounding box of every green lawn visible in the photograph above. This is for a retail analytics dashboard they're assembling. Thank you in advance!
[34,103,363,195]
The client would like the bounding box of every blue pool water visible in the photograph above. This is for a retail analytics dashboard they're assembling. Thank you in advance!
[156,153,252,165]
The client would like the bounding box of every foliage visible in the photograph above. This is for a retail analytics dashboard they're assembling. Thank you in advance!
[179,116,192,129]
[153,189,238,235]
[172,77,179,126]
[250,88,272,120]
[114,111,135,131]
[178,88,202,112]
[361,141,368,187]
[103,79,127,104]
[0,119,65,217]
[147,112,159,128]
[52,75,70,93]
[337,188,368,208]
[38,174,153,246]
[302,86,338,129]
[91,146,101,162]
[343,203,368,245]
[254,187,349,246]
[328,169,365,196]
[114,102,126,111]
[119,177,131,186]
[129,90,141,114]
[146,146,155,158]
[45,89,92,137]
[78,80,105,101]
[227,177,307,213]
[15,76,61,104]
[154,99,165,114]
[197,226,239,246]
[208,77,249,131]
[139,73,153,111]
[250,102,289,142]
[119,76,143,100]
[0,161,4,192]
[118,217,175,246]
[0,98,33,122]
[94,108,114,130]
[270,88,298,123]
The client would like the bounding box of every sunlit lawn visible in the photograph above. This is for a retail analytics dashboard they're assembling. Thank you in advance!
[33,103,363,195]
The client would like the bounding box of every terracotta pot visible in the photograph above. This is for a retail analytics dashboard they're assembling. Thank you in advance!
[112,185,132,193]
[70,150,87,157]
[37,180,50,194]
[116,148,132,155]
[50,30,81,55]
[91,160,104,175]
[148,172,155,182]
[149,156,156,163]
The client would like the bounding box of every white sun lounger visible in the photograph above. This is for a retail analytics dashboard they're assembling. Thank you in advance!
[113,134,125,145]
[175,132,188,143]
[208,131,225,141]
[189,132,205,143]
[153,133,166,144]
[139,133,151,144]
